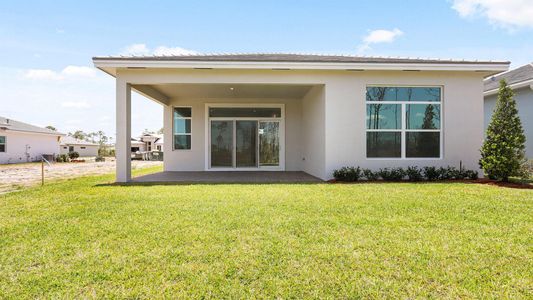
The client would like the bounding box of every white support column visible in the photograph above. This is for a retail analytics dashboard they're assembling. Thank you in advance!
[116,78,132,182]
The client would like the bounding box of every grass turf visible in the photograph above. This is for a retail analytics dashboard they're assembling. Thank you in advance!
[0,166,532,298]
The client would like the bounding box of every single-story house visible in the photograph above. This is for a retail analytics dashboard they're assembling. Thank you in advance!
[0,116,64,164]
[131,133,163,152]
[93,54,508,182]
[60,136,100,157]
[484,62,533,157]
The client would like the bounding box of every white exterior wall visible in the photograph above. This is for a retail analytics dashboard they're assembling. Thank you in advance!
[485,86,533,157]
[301,85,326,178]
[117,68,487,180]
[60,144,99,157]
[324,71,484,177]
[0,131,60,164]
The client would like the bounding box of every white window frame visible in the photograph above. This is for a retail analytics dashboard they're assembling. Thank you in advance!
[0,136,6,153]
[204,103,285,171]
[172,106,192,151]
[365,85,443,160]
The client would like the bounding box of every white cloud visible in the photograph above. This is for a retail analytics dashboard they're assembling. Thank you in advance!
[121,43,198,56]
[363,28,404,44]
[357,28,404,54]
[121,43,151,56]
[153,46,198,56]
[452,0,533,30]
[61,101,91,109]
[24,65,97,81]
[24,69,63,80]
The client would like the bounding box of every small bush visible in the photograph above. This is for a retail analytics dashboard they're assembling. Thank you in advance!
[438,166,455,180]
[378,168,405,181]
[423,166,440,181]
[68,151,79,160]
[95,156,105,162]
[405,166,423,182]
[463,169,479,180]
[333,166,362,182]
[363,169,379,181]
[56,154,69,162]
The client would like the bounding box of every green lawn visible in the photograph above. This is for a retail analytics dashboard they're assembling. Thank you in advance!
[1,167,532,298]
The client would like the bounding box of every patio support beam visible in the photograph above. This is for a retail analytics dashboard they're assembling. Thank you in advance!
[116,78,132,182]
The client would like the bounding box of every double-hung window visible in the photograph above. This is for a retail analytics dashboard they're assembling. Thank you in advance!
[366,86,441,158]
[0,136,5,152]
[173,107,192,150]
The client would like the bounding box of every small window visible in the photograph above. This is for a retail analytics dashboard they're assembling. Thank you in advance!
[80,147,86,149]
[0,136,5,152]
[173,107,192,150]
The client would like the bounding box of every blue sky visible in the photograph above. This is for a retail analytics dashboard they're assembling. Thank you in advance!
[1,0,532,138]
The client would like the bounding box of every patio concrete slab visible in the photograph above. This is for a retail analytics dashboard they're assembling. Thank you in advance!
[132,171,323,183]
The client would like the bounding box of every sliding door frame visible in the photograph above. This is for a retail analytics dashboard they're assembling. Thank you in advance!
[205,103,285,171]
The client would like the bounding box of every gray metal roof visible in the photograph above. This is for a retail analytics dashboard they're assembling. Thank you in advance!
[0,116,64,136]
[484,63,533,91]
[93,53,508,65]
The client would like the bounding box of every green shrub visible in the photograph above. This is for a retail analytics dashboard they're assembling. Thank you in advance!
[480,80,527,181]
[56,154,69,162]
[463,169,479,180]
[438,166,455,180]
[363,169,379,181]
[95,156,105,162]
[68,151,80,160]
[405,166,423,182]
[333,166,362,182]
[378,168,405,181]
[423,166,440,181]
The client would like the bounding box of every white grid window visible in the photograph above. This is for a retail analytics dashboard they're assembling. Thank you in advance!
[366,86,442,159]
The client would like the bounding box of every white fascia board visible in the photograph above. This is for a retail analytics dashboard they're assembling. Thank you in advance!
[484,78,533,96]
[94,60,509,75]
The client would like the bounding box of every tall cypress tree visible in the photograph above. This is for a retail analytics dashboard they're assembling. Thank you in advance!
[479,80,526,181]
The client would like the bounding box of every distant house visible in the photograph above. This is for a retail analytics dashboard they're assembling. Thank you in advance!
[0,116,64,164]
[484,63,533,157]
[131,133,164,153]
[60,136,100,157]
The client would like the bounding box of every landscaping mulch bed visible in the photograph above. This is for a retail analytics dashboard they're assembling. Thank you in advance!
[328,178,533,189]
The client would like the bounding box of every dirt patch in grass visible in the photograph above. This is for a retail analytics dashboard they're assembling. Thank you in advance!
[0,159,162,193]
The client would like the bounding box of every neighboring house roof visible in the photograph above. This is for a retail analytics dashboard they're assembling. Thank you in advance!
[0,116,64,136]
[60,136,99,146]
[484,63,533,95]
[93,53,509,76]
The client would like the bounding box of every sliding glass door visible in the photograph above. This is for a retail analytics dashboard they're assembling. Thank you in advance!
[236,121,257,167]
[208,106,283,170]
[259,122,279,167]
[210,121,233,167]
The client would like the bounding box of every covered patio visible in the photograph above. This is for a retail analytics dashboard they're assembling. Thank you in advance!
[132,171,322,183]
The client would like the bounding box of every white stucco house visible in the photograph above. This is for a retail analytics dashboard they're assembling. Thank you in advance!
[60,136,100,157]
[131,133,164,153]
[0,116,64,164]
[484,62,533,158]
[92,54,508,182]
